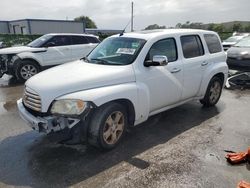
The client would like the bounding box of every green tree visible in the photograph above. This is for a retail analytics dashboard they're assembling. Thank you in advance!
[74,16,97,28]
[213,24,224,33]
[144,24,166,30]
[175,23,182,28]
[207,23,215,31]
[244,24,250,32]
[232,23,242,32]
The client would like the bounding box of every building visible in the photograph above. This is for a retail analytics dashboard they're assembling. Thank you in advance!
[0,19,85,35]
[86,29,123,35]
[0,19,124,36]
[0,21,9,34]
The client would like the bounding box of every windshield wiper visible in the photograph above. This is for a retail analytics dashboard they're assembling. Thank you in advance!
[90,58,110,65]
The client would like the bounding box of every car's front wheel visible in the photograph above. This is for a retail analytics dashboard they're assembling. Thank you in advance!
[88,102,127,150]
[200,76,223,107]
[16,60,40,82]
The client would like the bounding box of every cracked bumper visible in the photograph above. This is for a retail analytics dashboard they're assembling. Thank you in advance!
[17,99,80,134]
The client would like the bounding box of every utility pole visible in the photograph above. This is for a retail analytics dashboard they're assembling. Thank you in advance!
[131,1,134,32]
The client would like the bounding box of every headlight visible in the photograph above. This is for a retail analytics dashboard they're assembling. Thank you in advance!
[51,99,86,115]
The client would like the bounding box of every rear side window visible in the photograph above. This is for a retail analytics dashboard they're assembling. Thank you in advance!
[71,36,89,45]
[204,34,222,53]
[146,38,178,62]
[86,36,100,43]
[181,35,204,58]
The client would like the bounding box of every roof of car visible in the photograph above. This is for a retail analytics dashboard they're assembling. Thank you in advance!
[113,29,217,40]
[46,33,98,37]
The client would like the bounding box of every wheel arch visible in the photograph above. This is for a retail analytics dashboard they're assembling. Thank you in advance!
[99,99,136,127]
[198,62,228,97]
[19,58,41,68]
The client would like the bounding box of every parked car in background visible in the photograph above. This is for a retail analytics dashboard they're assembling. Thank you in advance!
[222,33,249,51]
[0,41,5,49]
[17,29,228,150]
[227,36,250,71]
[0,33,100,81]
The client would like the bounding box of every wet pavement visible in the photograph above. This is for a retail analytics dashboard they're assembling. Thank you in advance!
[0,75,250,188]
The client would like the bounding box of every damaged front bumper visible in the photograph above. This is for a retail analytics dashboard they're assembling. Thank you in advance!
[0,60,7,78]
[17,99,81,134]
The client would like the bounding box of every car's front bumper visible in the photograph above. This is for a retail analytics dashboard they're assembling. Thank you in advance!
[17,99,80,134]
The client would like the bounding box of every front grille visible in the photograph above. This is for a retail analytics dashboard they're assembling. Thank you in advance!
[23,88,42,112]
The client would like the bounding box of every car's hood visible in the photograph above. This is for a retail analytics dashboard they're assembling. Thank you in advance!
[26,60,135,111]
[222,41,236,46]
[227,47,250,58]
[0,46,46,55]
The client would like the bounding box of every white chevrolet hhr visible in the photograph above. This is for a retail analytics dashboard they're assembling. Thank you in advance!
[17,29,228,150]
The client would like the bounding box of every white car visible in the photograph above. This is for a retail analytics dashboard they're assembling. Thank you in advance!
[222,34,249,51]
[0,33,99,81]
[17,29,228,150]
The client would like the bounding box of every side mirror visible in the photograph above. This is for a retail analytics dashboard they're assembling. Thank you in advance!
[144,55,168,67]
[44,42,56,47]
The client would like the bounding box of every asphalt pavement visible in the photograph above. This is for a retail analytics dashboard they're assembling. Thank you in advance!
[0,74,250,188]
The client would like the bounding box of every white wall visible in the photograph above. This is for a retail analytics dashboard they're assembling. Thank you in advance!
[30,20,84,34]
[0,22,9,34]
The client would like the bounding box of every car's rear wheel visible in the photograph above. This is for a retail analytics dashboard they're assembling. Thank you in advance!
[16,60,40,82]
[88,102,127,150]
[200,76,223,107]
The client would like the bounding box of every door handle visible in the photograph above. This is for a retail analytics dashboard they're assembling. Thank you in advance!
[201,61,208,66]
[170,68,181,73]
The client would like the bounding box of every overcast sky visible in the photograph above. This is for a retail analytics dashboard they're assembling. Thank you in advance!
[0,0,249,30]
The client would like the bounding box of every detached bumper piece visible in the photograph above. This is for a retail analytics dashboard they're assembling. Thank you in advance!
[17,99,80,134]
[237,181,250,188]
[225,147,250,164]
[225,148,250,188]
[226,72,250,89]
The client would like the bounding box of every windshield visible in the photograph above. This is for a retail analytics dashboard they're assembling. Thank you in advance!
[86,37,146,65]
[224,36,243,43]
[27,35,52,47]
[234,36,250,47]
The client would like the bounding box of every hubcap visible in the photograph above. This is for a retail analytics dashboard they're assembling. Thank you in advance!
[103,111,125,145]
[20,65,37,80]
[209,81,221,103]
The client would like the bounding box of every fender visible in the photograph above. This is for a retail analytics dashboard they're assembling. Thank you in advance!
[16,51,44,66]
[56,83,148,125]
[197,61,228,97]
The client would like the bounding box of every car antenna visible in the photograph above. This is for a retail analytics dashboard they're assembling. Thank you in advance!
[119,19,131,36]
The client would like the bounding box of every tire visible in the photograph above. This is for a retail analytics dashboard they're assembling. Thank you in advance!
[16,60,40,82]
[200,76,223,107]
[88,102,128,150]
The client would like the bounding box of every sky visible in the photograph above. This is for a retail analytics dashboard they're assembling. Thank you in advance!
[0,0,249,30]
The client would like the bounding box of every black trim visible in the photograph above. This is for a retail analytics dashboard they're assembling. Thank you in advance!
[32,50,47,53]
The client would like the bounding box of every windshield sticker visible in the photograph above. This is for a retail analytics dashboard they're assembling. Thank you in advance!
[132,42,140,48]
[116,48,136,55]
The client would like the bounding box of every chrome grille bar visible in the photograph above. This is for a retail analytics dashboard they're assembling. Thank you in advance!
[23,88,41,112]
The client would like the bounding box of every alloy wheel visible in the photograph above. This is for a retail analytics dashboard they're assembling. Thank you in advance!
[103,111,125,145]
[20,64,38,80]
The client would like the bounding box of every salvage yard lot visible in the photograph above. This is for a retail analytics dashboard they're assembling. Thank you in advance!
[0,75,250,188]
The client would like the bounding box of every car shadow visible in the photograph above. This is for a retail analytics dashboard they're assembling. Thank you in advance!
[0,101,224,188]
